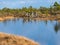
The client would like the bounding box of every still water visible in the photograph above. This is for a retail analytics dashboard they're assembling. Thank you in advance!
[0,18,60,45]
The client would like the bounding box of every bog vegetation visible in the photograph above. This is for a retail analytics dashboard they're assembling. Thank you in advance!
[0,2,60,17]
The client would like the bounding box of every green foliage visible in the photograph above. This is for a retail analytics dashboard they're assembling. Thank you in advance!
[49,2,60,15]
[54,2,60,6]
[0,2,60,17]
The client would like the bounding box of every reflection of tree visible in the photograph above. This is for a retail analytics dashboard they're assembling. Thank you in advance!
[2,20,8,26]
[12,18,20,23]
[22,17,33,23]
[44,20,47,25]
[55,22,59,32]
[2,19,11,26]
[54,21,60,33]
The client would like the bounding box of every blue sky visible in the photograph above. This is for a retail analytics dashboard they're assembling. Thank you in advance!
[0,0,60,9]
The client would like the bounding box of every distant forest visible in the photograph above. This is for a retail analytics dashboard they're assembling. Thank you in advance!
[0,2,60,17]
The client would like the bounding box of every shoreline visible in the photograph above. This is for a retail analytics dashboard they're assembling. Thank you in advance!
[0,16,15,21]
[0,15,60,21]
[0,32,39,45]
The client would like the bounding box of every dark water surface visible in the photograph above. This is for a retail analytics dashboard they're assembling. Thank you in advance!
[0,18,60,45]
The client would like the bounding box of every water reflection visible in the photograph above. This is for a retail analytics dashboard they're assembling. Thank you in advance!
[0,18,60,45]
[54,21,60,33]
[1,18,60,33]
[22,17,32,23]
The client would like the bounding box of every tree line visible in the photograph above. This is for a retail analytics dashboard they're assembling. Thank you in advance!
[0,2,60,17]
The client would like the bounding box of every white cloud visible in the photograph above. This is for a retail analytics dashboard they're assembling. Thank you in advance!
[0,0,36,5]
[0,0,36,8]
[0,0,60,8]
[19,1,26,4]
